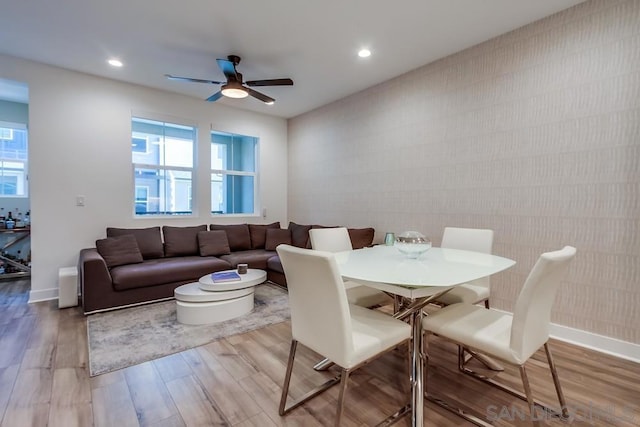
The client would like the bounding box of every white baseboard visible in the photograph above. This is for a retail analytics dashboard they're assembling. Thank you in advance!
[549,323,640,364]
[28,287,58,303]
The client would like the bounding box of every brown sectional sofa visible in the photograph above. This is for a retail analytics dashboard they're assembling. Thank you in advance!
[79,222,374,314]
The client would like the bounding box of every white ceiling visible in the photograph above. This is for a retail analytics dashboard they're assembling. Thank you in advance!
[0,0,585,118]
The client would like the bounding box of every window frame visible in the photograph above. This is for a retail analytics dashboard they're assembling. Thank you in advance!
[210,130,259,216]
[134,185,150,213]
[131,116,197,218]
[0,120,28,198]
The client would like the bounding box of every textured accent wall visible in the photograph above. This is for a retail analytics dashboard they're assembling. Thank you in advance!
[288,0,640,344]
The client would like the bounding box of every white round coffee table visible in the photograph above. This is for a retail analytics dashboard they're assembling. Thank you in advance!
[175,269,267,325]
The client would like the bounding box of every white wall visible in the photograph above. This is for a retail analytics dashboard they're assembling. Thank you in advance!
[0,54,288,301]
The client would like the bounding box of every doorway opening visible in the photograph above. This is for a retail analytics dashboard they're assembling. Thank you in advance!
[0,78,30,287]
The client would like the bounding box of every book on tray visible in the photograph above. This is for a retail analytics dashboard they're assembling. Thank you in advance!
[211,271,242,283]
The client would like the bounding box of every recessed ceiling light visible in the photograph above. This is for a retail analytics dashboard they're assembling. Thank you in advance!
[108,59,123,67]
[358,49,371,58]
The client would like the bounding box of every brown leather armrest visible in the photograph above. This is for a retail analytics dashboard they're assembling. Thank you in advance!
[78,248,113,314]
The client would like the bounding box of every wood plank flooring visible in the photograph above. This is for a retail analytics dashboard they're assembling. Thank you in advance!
[0,279,638,426]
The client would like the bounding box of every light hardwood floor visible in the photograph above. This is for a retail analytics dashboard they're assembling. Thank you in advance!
[0,279,638,426]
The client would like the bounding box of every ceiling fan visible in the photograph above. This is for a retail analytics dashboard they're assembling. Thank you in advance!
[165,55,293,104]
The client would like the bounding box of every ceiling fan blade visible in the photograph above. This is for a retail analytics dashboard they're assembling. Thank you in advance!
[247,87,275,104]
[165,74,223,85]
[246,78,294,87]
[206,91,224,102]
[216,59,239,81]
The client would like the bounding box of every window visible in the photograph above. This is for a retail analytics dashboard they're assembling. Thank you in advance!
[211,131,258,215]
[0,128,14,139]
[0,121,28,197]
[131,136,149,153]
[132,117,195,216]
[135,186,149,214]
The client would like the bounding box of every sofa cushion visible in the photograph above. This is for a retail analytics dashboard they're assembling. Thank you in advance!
[210,224,252,251]
[110,256,232,291]
[197,230,231,256]
[219,249,277,270]
[265,228,292,250]
[106,226,164,259]
[267,255,284,274]
[95,235,144,268]
[287,222,312,248]
[348,227,375,249]
[162,225,207,257]
[248,222,280,249]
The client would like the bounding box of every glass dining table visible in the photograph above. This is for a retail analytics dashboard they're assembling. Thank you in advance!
[333,244,516,426]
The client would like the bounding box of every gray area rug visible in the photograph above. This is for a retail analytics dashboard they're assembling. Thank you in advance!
[87,283,289,376]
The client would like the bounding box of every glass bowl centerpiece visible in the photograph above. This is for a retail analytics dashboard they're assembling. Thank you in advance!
[395,231,432,259]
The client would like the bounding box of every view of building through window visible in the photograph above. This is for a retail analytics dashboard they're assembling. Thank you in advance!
[131,117,195,216]
[0,121,28,197]
[211,131,257,215]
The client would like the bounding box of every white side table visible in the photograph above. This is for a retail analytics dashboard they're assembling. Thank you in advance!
[175,269,267,325]
[58,266,78,308]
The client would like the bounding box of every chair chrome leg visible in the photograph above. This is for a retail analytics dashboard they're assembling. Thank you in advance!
[279,340,298,415]
[280,339,342,416]
[457,344,503,372]
[335,369,350,426]
[545,343,569,418]
[463,348,504,371]
[519,365,541,427]
[459,356,565,419]
[426,333,494,427]
[313,357,334,371]
[424,332,431,395]
[457,345,465,371]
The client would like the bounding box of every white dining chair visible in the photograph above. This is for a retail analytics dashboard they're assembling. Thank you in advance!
[423,246,576,426]
[434,227,494,308]
[432,227,496,369]
[277,244,411,425]
[309,227,392,308]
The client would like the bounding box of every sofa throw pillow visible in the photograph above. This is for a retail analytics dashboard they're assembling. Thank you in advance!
[163,225,207,257]
[106,226,164,259]
[265,228,292,251]
[287,222,312,249]
[210,224,252,251]
[197,230,231,256]
[96,235,144,268]
[348,227,375,249]
[248,222,281,249]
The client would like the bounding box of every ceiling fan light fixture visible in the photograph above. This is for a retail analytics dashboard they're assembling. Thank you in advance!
[221,82,248,98]
[167,55,292,104]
